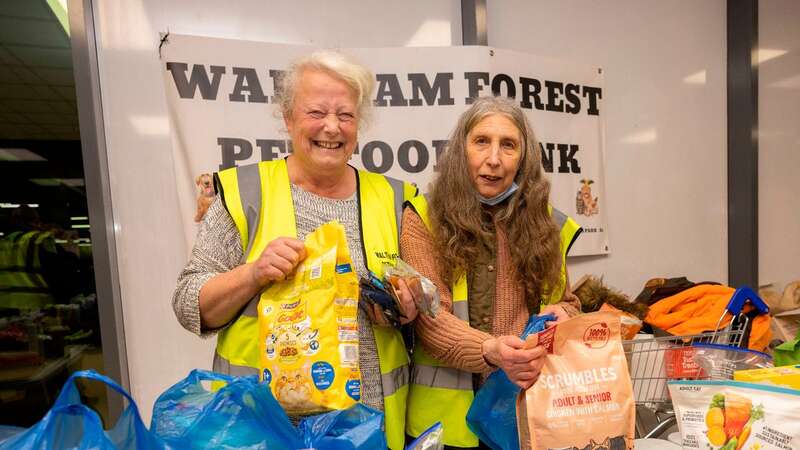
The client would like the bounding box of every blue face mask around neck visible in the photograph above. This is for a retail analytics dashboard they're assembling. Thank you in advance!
[477,181,519,206]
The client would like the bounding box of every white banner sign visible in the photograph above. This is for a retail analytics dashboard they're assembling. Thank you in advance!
[161,34,609,256]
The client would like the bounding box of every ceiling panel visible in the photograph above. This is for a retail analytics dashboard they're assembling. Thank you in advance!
[0,123,50,139]
[0,1,54,19]
[34,67,74,86]
[23,112,75,125]
[6,99,55,113]
[0,47,17,65]
[8,65,39,84]
[0,83,49,100]
[0,0,79,141]
[51,85,76,101]
[0,110,30,124]
[47,100,77,114]
[0,65,21,83]
[0,18,69,48]
[6,45,73,68]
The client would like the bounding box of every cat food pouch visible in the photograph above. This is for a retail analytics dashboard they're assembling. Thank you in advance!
[517,311,635,450]
[258,221,361,415]
[668,380,800,450]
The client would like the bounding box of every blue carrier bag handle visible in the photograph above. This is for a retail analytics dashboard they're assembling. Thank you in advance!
[0,369,167,450]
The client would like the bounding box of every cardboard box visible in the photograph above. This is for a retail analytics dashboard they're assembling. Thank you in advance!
[733,365,800,390]
[773,307,800,342]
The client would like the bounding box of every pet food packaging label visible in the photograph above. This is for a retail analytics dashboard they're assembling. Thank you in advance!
[258,221,361,414]
[734,365,800,390]
[517,311,635,450]
[668,380,800,450]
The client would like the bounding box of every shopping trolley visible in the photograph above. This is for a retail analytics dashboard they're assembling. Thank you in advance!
[623,286,771,439]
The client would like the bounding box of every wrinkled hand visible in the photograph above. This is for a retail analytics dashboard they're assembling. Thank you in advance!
[482,335,546,389]
[366,278,419,327]
[539,304,569,328]
[393,278,419,325]
[250,237,306,286]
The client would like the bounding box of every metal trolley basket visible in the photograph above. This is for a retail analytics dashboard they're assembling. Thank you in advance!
[622,286,770,439]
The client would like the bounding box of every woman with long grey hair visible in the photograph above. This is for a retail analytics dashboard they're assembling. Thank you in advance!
[402,96,582,448]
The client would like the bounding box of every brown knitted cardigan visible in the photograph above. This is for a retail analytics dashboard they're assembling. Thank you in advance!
[400,208,581,374]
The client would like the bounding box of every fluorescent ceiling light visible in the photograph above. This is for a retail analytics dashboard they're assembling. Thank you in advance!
[0,149,46,161]
[71,224,91,229]
[27,204,39,208]
[61,179,85,187]
[30,178,86,187]
[46,0,70,36]
[0,203,21,208]
[70,216,89,221]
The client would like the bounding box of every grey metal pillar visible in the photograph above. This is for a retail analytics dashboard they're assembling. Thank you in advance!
[68,0,129,420]
[727,0,759,289]
[461,0,487,45]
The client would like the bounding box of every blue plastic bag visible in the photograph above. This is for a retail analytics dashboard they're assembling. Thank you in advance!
[151,369,385,450]
[299,403,387,449]
[151,369,302,449]
[466,314,555,450]
[0,370,168,450]
[405,422,444,450]
[0,425,25,443]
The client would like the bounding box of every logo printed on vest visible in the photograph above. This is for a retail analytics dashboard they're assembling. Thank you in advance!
[373,251,399,261]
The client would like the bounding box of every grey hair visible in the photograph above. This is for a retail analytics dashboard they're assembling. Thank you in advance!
[275,50,375,128]
[447,96,539,176]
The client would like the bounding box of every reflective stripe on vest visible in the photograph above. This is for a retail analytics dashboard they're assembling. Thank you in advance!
[213,159,417,450]
[404,195,581,446]
[0,231,55,309]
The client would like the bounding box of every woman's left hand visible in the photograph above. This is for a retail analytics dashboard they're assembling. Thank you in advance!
[393,278,419,325]
[539,304,569,327]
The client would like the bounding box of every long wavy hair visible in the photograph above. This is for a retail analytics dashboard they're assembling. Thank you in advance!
[429,96,562,304]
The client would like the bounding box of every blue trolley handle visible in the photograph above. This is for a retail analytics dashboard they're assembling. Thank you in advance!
[725,286,770,316]
[712,286,770,341]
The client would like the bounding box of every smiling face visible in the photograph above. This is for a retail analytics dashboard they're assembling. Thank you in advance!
[285,69,359,175]
[465,113,523,199]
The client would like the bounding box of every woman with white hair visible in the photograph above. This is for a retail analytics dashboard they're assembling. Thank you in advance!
[401,96,582,448]
[173,51,417,449]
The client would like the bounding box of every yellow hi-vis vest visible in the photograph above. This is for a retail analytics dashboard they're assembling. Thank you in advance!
[0,230,56,309]
[213,159,418,450]
[405,195,581,447]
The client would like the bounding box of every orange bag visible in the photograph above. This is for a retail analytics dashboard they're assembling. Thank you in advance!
[517,311,635,450]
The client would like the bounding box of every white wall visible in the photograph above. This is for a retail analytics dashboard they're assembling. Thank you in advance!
[487,1,728,297]
[90,0,731,420]
[759,0,800,292]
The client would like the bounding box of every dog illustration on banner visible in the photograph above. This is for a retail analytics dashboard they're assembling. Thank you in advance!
[576,179,599,217]
[194,173,215,222]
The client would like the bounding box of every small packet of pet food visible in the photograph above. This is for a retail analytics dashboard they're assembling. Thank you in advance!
[600,303,643,340]
[359,272,404,328]
[383,258,440,318]
[668,379,800,450]
[517,310,635,450]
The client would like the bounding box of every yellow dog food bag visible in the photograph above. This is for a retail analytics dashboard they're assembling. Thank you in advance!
[258,221,361,414]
